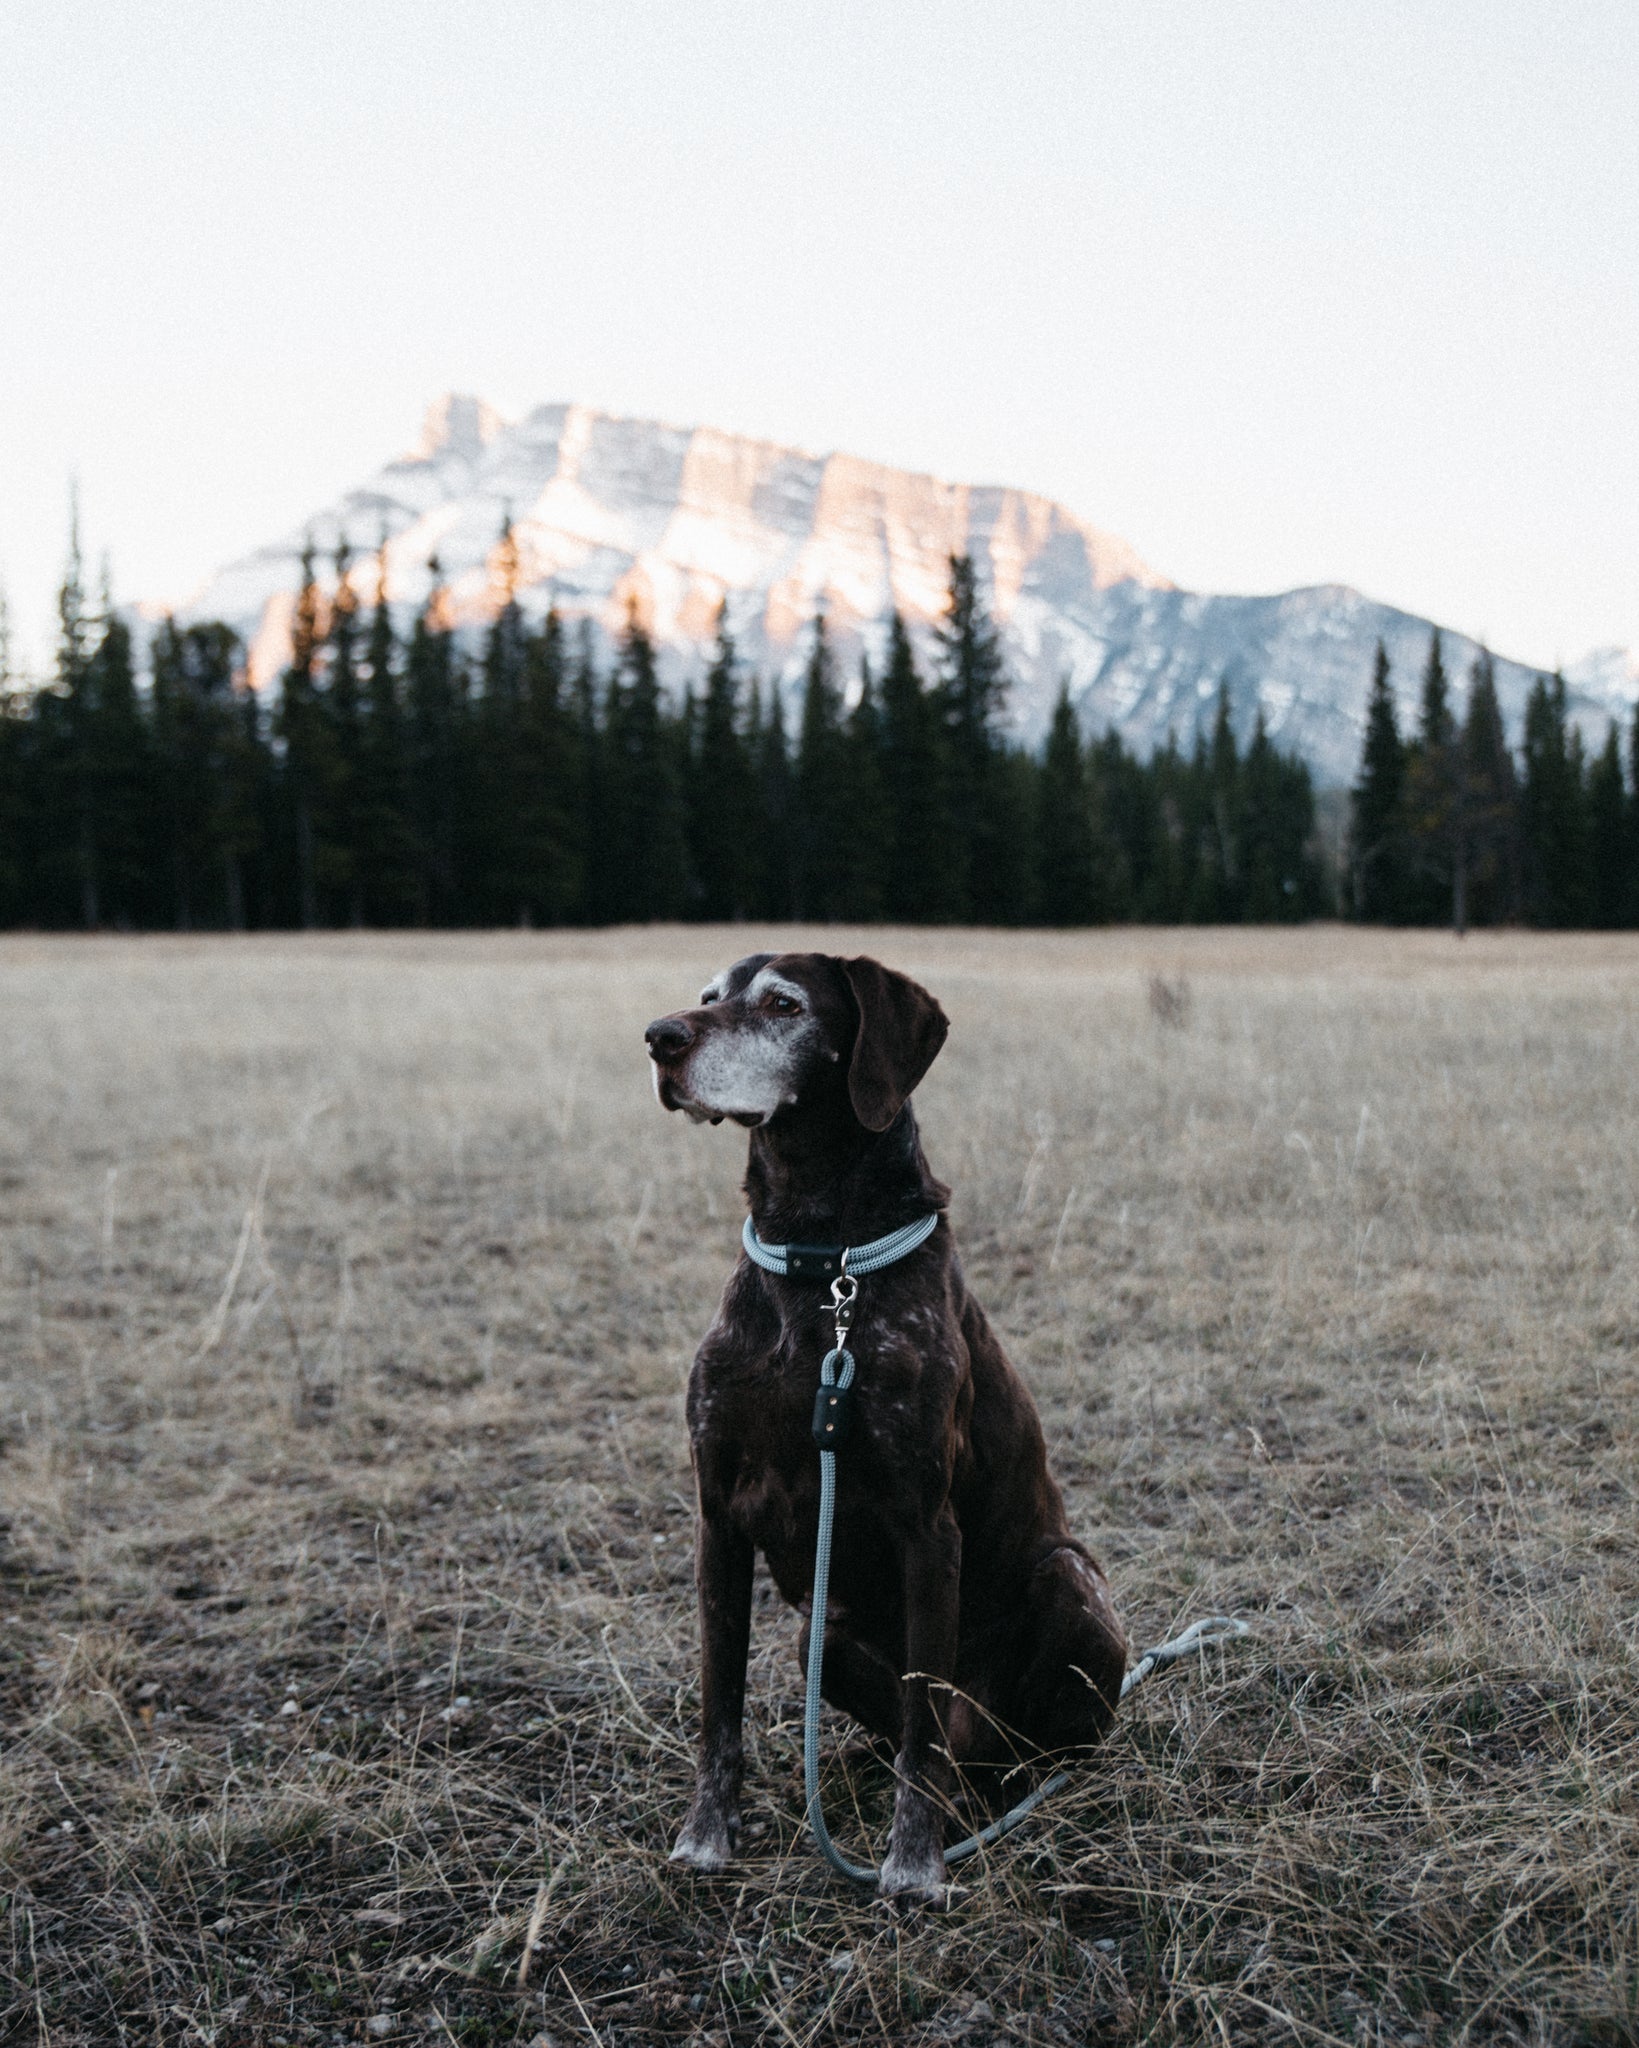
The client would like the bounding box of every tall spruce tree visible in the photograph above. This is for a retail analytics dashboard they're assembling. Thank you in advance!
[1036,683,1096,924]
[357,538,416,922]
[151,619,255,929]
[1244,711,1322,919]
[1085,728,1141,919]
[325,536,367,923]
[1404,630,1458,925]
[1520,673,1592,927]
[1198,683,1240,920]
[1238,709,1281,921]
[753,679,795,919]
[935,556,1023,922]
[1138,735,1188,920]
[516,606,582,924]
[841,655,890,920]
[56,499,100,926]
[878,610,956,920]
[1588,721,1627,929]
[1459,652,1518,926]
[604,599,687,921]
[405,557,461,924]
[689,610,757,920]
[83,580,151,929]
[150,616,207,929]
[477,519,530,922]
[276,541,327,927]
[1350,641,1409,921]
[569,620,603,924]
[793,612,849,919]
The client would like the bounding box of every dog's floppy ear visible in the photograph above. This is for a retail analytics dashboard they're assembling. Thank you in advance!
[839,956,949,1132]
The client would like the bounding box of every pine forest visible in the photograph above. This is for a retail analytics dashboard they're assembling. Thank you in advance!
[0,522,1629,932]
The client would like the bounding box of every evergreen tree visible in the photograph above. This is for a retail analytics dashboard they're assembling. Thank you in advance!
[1140,735,1191,921]
[752,679,795,919]
[57,499,100,926]
[1243,711,1322,919]
[1588,721,1626,929]
[1196,683,1239,920]
[1520,673,1592,927]
[1403,630,1458,924]
[934,556,1023,922]
[476,519,530,921]
[356,538,416,922]
[276,540,328,927]
[1084,728,1141,919]
[793,612,849,919]
[150,619,256,929]
[405,558,462,924]
[604,600,687,922]
[569,620,603,924]
[516,606,582,924]
[1036,683,1096,924]
[1238,709,1281,921]
[150,616,206,928]
[841,655,890,920]
[216,634,265,930]
[1459,652,1519,926]
[689,610,757,920]
[82,579,151,928]
[324,536,366,923]
[1350,641,1409,921]
[878,611,957,921]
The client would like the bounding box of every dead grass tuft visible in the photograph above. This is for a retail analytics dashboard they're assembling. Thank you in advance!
[1,926,1636,2044]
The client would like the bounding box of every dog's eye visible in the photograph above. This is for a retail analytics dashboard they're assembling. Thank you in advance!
[766,992,801,1016]
[700,991,719,1005]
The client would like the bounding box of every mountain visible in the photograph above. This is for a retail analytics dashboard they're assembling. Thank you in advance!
[175,395,1636,787]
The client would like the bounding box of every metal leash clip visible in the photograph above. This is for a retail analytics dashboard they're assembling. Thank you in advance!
[828,1250,858,1347]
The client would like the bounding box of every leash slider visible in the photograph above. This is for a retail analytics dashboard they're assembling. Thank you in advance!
[785,1243,844,1280]
[812,1381,856,1447]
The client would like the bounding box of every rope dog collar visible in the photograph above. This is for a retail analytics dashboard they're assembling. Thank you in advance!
[740,1210,940,1280]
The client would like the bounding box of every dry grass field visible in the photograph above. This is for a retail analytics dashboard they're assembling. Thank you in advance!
[1,926,1636,2048]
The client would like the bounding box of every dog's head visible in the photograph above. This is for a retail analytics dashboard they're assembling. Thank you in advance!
[644,953,948,1133]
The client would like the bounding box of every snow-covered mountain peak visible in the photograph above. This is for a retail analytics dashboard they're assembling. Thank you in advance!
[175,397,1634,787]
[414,392,505,465]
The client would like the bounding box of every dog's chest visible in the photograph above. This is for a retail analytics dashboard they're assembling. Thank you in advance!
[709,1337,924,1554]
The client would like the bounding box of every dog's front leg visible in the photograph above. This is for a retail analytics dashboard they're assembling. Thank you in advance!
[671,1507,754,1871]
[880,1505,961,1902]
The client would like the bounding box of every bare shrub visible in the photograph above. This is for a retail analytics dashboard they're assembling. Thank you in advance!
[1147,969,1192,1030]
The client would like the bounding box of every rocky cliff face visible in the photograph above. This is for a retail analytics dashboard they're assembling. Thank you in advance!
[178,395,1633,786]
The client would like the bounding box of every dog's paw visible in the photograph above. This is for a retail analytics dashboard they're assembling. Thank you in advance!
[877,1845,951,1908]
[669,1815,737,1873]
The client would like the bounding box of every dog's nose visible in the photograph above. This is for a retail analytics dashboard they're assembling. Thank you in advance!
[645,1015,695,1062]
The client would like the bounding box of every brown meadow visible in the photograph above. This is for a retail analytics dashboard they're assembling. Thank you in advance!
[1,926,1635,2046]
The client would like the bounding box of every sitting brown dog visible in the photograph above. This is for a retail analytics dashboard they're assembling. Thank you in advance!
[645,952,1126,1901]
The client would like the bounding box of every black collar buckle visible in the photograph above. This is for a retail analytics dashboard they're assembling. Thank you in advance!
[783,1243,845,1281]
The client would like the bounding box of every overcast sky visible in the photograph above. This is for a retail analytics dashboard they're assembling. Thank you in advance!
[2,0,1634,676]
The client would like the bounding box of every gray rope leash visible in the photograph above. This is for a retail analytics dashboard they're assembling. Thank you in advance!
[741,1209,1251,1884]
[805,1352,1248,1883]
[801,1252,1249,1885]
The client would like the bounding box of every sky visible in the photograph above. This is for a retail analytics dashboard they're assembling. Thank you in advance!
[2,0,1635,677]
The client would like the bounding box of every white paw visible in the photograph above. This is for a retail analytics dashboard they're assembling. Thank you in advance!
[878,1846,949,1905]
[669,1820,736,1872]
